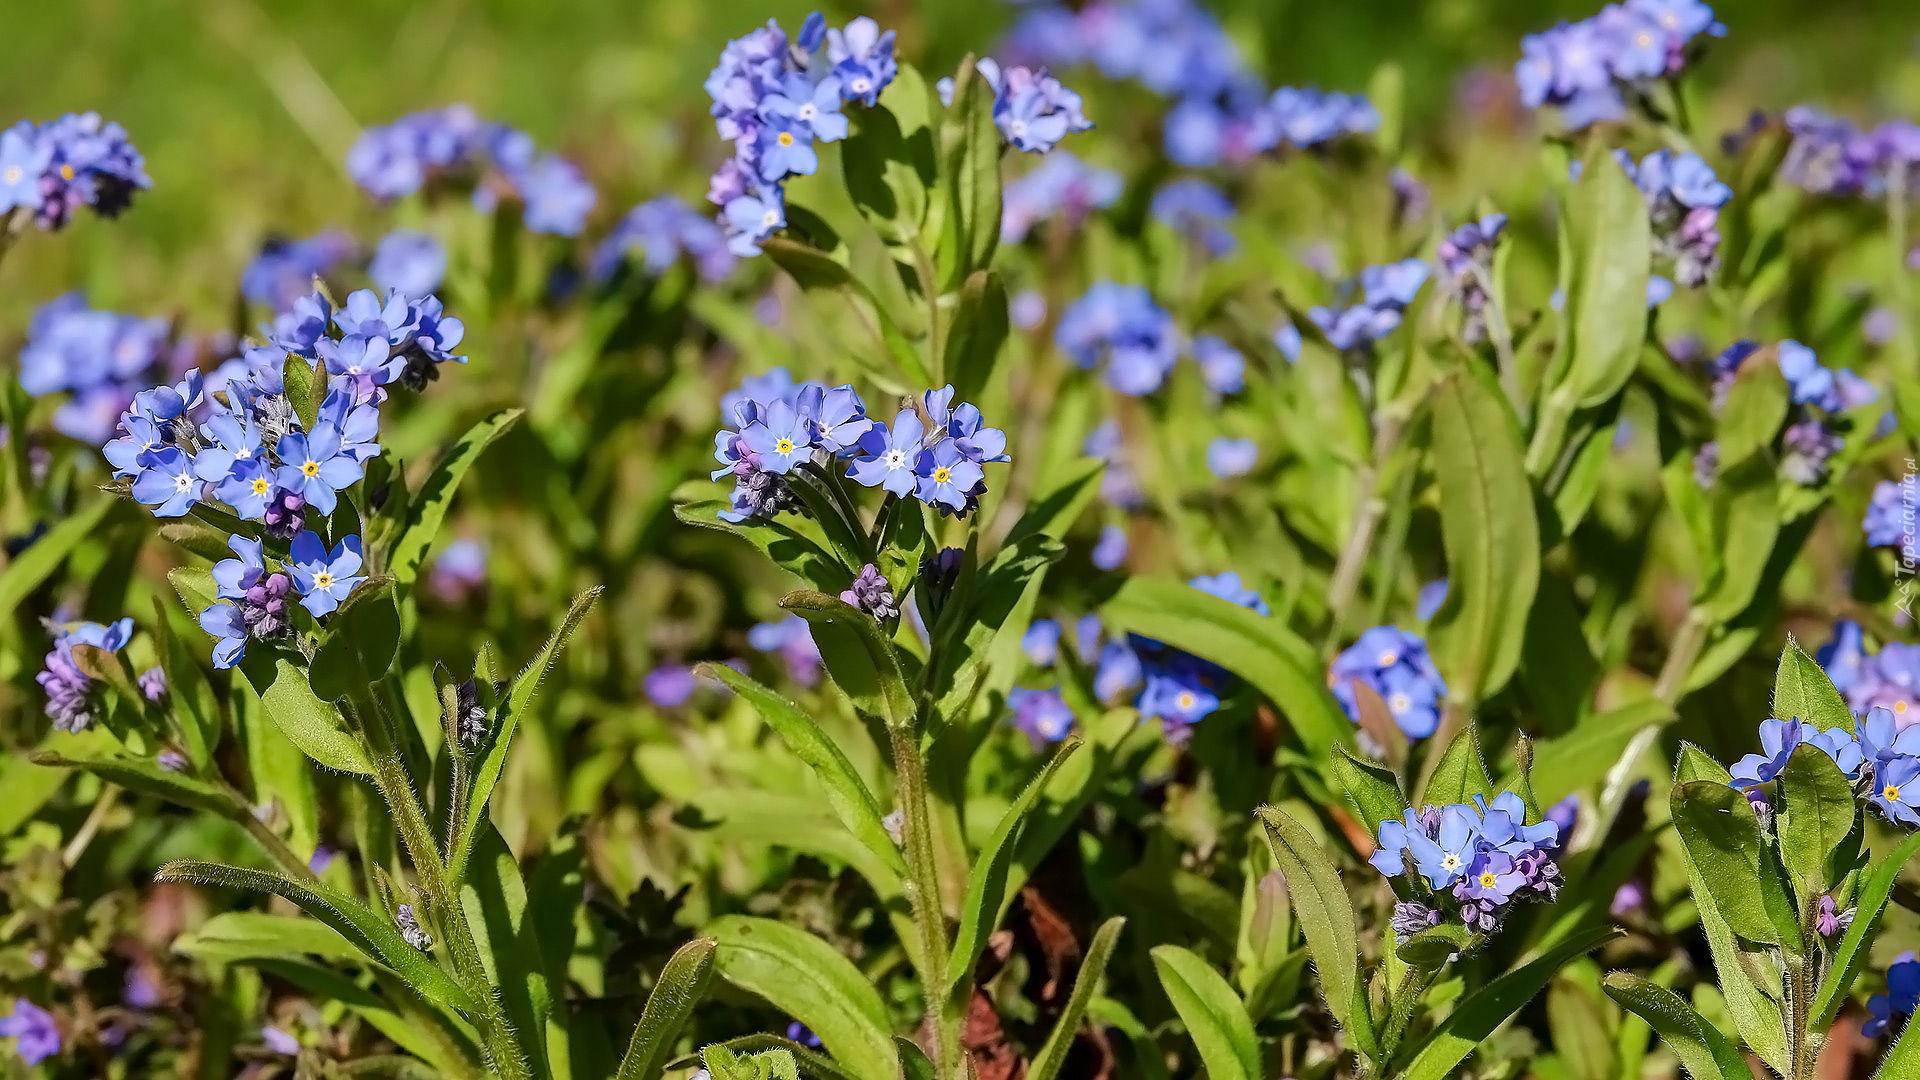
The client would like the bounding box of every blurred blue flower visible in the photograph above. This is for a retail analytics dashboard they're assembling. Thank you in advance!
[0,1000,59,1065]
[369,230,448,299]
[1151,179,1236,255]
[1329,626,1448,739]
[1205,436,1257,478]
[1009,686,1076,743]
[1417,579,1449,620]
[1092,524,1129,571]
[592,196,734,283]
[243,231,355,312]
[1056,283,1180,395]
[1193,335,1244,395]
[1022,620,1061,667]
[1001,152,1121,243]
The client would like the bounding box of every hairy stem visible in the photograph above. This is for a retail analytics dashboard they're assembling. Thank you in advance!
[890,722,957,1080]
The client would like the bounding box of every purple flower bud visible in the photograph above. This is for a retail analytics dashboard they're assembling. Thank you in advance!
[1390,900,1443,943]
[840,564,899,620]
[1610,880,1648,917]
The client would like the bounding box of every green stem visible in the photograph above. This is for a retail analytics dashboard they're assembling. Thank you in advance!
[61,784,119,868]
[217,780,320,882]
[1889,166,1916,382]
[1524,389,1575,479]
[1652,607,1712,705]
[915,241,943,384]
[889,723,957,1080]
[1480,274,1524,417]
[350,689,532,1080]
[1325,407,1407,646]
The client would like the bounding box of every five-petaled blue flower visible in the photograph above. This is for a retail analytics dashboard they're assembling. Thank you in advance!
[849,410,927,497]
[274,424,364,516]
[288,531,367,617]
[741,400,814,474]
[130,445,201,517]
[916,441,984,512]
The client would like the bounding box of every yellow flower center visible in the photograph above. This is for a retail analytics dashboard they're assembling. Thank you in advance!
[1378,650,1399,667]
[778,132,795,147]
[315,572,333,589]
[1887,784,1903,802]
[1177,691,1196,710]
[1441,854,1460,870]
[775,438,795,455]
[59,164,75,180]
[933,467,952,483]
[1636,31,1653,47]
[302,460,320,477]
[251,478,270,495]
[1480,872,1498,888]
[1898,701,1910,715]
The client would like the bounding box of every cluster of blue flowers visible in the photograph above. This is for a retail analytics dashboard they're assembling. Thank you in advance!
[1614,148,1731,290]
[591,195,735,284]
[197,531,364,668]
[35,617,135,733]
[19,294,175,445]
[1151,179,1237,256]
[1781,109,1920,199]
[937,58,1093,154]
[1728,709,1920,827]
[1001,152,1121,244]
[704,13,897,257]
[1864,478,1917,563]
[347,104,596,236]
[241,230,357,312]
[1697,339,1876,486]
[1867,952,1920,1038]
[1003,0,1376,167]
[1370,792,1564,937]
[1328,626,1450,740]
[713,369,1009,522]
[1436,214,1507,343]
[1055,282,1181,395]
[1309,258,1431,353]
[1821,620,1920,719]
[1514,0,1725,129]
[0,112,150,231]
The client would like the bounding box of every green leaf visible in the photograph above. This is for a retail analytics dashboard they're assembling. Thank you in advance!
[783,591,915,730]
[1427,370,1540,705]
[842,102,930,246]
[1813,831,1920,1028]
[1876,1014,1920,1080]
[152,597,220,768]
[0,496,116,615]
[159,520,240,562]
[1396,922,1475,970]
[944,270,1009,405]
[28,752,232,817]
[936,53,1003,288]
[1715,353,1790,467]
[1150,945,1261,1080]
[1002,458,1104,550]
[673,486,852,593]
[459,826,552,1079]
[153,860,476,1014]
[1526,699,1675,805]
[307,579,402,702]
[388,409,523,585]
[1776,744,1859,898]
[760,239,932,389]
[1670,780,1801,948]
[1255,806,1372,1057]
[1027,917,1124,1080]
[1103,577,1350,757]
[700,663,906,881]
[453,587,600,880]
[1602,973,1755,1080]
[1675,742,1737,786]
[707,916,895,1080]
[172,912,361,966]
[945,739,1082,992]
[1419,723,1496,808]
[1773,638,1856,734]
[614,938,717,1080]
[282,353,324,433]
[1398,925,1622,1080]
[1556,146,1651,410]
[1329,747,1407,837]
[236,653,373,775]
[1698,453,1780,621]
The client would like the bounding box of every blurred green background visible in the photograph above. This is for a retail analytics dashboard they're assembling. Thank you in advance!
[2,0,1919,331]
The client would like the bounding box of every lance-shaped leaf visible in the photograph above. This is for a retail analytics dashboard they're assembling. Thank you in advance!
[0,496,116,615]
[153,860,475,1014]
[1329,747,1407,837]
[1150,945,1260,1080]
[1555,146,1650,411]
[172,912,361,966]
[673,485,853,593]
[237,653,373,775]
[459,827,551,1078]
[1671,780,1802,948]
[388,408,523,585]
[1419,723,1496,808]
[842,97,931,246]
[1397,922,1475,970]
[761,238,932,390]
[1255,806,1374,1058]
[1027,917,1124,1080]
[701,663,906,880]
[783,590,915,730]
[1398,925,1622,1080]
[1776,743,1859,898]
[30,752,232,817]
[945,739,1082,992]
[1103,577,1350,757]
[282,353,325,433]
[1602,973,1756,1080]
[936,53,1003,288]
[708,916,895,1080]
[1877,1016,1920,1080]
[1773,638,1856,735]
[1813,831,1920,1028]
[1698,453,1780,621]
[615,937,717,1080]
[452,587,600,880]
[1715,351,1789,468]
[945,270,1009,404]
[1427,369,1539,705]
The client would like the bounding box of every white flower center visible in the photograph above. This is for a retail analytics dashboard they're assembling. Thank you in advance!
[2,167,21,184]
[885,449,906,467]
[1377,650,1399,667]
[851,78,870,93]
[173,474,193,492]
[1441,854,1461,870]
[798,104,817,120]
[1389,692,1412,714]
[762,210,780,227]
